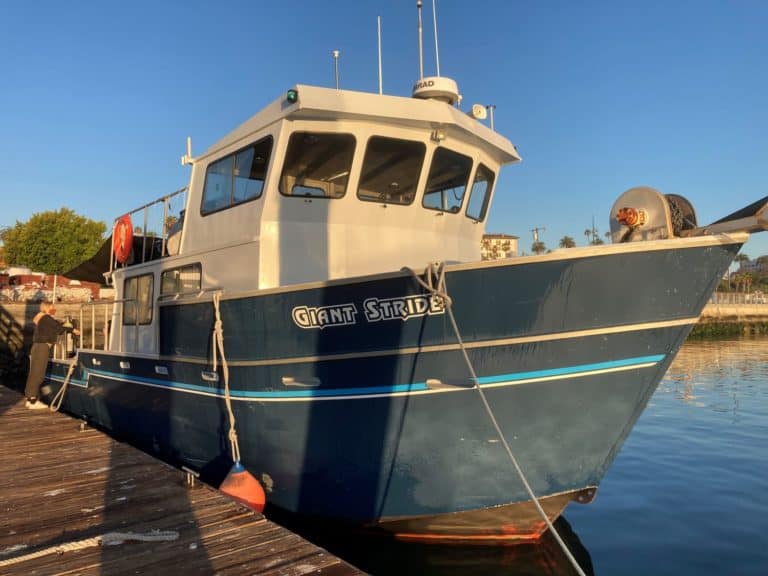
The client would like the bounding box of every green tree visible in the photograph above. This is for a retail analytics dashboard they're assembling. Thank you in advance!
[734,253,750,269]
[1,208,106,274]
[531,240,547,254]
[558,236,576,248]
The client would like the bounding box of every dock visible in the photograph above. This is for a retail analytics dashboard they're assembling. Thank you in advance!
[0,384,363,575]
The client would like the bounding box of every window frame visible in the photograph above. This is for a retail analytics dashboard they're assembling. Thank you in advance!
[201,136,273,216]
[421,147,473,214]
[123,273,154,326]
[357,135,427,206]
[160,263,202,297]
[279,131,356,199]
[465,163,496,223]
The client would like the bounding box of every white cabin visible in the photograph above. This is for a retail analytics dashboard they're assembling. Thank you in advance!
[108,83,520,354]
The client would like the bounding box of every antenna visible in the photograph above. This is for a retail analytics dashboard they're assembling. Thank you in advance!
[181,136,193,165]
[531,227,546,243]
[432,0,441,76]
[377,16,383,94]
[486,104,496,130]
[416,1,424,80]
[332,50,340,90]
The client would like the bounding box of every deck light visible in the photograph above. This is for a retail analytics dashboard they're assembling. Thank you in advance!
[286,89,298,103]
[430,128,446,142]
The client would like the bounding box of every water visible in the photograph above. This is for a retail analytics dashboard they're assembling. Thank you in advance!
[280,337,768,575]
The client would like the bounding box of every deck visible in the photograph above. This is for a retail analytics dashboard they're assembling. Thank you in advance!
[0,384,363,575]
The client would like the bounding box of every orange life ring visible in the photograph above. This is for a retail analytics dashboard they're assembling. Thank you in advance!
[112,214,133,263]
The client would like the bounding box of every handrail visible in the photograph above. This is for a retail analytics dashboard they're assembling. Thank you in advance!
[157,287,224,305]
[110,186,188,273]
[114,186,188,221]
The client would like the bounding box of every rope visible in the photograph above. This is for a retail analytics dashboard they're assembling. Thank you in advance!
[405,262,587,576]
[0,530,178,567]
[49,353,79,412]
[212,292,240,462]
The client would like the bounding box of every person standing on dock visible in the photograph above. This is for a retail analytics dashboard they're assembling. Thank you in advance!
[24,302,77,410]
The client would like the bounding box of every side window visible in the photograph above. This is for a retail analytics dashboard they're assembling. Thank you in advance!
[280,132,355,198]
[202,137,272,214]
[358,136,425,205]
[466,164,495,222]
[203,156,233,213]
[422,148,472,213]
[123,274,154,325]
[161,264,201,296]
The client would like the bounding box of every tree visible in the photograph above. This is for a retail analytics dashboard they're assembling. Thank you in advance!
[531,241,547,254]
[1,208,106,274]
[734,253,750,269]
[559,236,576,248]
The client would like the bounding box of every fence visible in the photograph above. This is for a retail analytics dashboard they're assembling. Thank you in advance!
[710,291,766,305]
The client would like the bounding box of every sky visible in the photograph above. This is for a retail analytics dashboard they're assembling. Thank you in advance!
[2,0,767,257]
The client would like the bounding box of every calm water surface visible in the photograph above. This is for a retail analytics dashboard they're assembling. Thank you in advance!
[282,337,768,575]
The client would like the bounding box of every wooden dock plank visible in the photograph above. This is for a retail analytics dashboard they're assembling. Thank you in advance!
[0,384,363,575]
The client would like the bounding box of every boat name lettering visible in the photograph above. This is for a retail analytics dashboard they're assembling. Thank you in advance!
[364,295,445,323]
[413,79,436,90]
[292,304,358,330]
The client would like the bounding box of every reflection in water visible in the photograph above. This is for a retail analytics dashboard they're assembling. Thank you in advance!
[269,510,593,576]
[567,336,768,576]
[661,337,768,418]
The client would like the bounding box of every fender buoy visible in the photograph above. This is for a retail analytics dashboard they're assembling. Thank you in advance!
[219,461,266,512]
[112,214,133,264]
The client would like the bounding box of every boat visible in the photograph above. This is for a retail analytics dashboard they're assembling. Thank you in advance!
[42,5,767,544]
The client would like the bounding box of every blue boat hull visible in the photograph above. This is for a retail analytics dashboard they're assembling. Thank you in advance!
[43,240,738,540]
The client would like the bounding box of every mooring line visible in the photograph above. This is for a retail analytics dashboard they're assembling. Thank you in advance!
[0,530,179,567]
[49,352,79,412]
[406,262,587,576]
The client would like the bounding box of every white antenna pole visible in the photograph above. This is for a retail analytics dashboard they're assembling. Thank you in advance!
[377,16,383,94]
[332,49,340,90]
[486,104,496,130]
[432,0,441,76]
[417,1,424,80]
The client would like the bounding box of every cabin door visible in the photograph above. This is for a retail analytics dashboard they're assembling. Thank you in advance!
[120,272,157,354]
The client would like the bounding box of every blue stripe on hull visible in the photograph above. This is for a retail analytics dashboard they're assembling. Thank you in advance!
[63,353,665,400]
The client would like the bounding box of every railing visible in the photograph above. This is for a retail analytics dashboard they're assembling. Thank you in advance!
[52,295,170,358]
[110,186,188,273]
[53,301,115,360]
[709,291,767,305]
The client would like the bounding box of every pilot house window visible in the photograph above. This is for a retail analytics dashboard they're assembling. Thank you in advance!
[422,148,472,213]
[280,132,355,198]
[465,163,495,222]
[358,136,425,205]
[202,137,273,214]
[123,274,153,325]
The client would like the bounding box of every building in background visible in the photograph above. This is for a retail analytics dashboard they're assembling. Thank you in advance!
[0,269,100,302]
[481,233,518,260]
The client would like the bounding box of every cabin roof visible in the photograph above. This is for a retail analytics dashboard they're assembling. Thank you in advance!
[197,85,521,166]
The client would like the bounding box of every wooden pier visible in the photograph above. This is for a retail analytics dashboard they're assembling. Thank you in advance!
[0,384,363,575]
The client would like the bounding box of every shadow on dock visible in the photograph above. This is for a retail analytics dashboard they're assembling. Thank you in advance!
[0,381,216,574]
[0,383,359,574]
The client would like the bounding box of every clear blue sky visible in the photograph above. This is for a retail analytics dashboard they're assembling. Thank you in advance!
[2,0,767,257]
